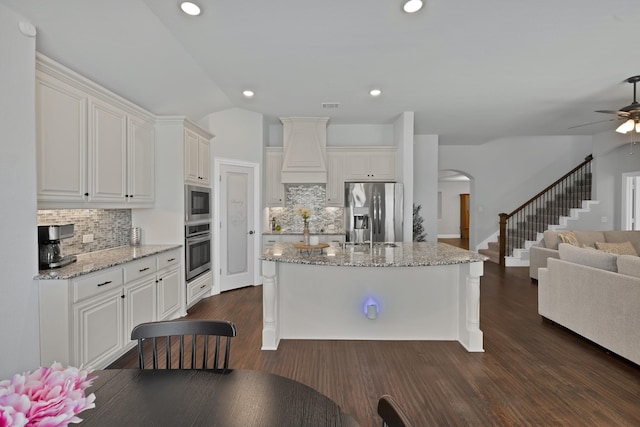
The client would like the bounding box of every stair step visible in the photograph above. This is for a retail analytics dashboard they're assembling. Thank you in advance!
[478,248,500,264]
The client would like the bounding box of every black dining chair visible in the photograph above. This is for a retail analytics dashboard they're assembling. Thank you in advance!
[377,394,414,427]
[131,319,237,370]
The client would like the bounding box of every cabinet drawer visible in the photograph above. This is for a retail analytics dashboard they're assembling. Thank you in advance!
[187,273,212,307]
[124,257,157,283]
[157,249,180,271]
[73,268,124,303]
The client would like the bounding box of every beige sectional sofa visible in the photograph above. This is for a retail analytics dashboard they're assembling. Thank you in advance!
[538,243,640,365]
[529,230,640,280]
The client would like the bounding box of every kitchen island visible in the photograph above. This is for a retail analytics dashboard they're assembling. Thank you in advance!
[260,242,487,352]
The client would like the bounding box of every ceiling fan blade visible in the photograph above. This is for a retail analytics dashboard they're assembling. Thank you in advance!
[595,109,630,117]
[568,117,619,129]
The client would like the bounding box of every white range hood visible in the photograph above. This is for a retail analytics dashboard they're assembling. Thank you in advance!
[280,117,329,184]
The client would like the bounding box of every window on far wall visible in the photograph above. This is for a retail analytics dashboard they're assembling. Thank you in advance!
[622,172,640,230]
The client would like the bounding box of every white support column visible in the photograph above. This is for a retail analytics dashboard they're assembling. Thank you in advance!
[261,260,280,350]
[458,261,484,352]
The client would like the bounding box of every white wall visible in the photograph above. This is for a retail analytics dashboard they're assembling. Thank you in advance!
[395,113,415,242]
[0,7,40,377]
[438,180,471,237]
[202,107,264,164]
[414,135,439,242]
[439,136,593,249]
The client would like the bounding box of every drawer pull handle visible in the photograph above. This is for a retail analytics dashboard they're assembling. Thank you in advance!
[139,267,150,272]
[200,284,206,289]
[167,258,176,262]
[97,280,112,287]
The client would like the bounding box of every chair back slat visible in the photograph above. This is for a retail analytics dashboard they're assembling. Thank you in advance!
[131,320,237,371]
[377,395,414,427]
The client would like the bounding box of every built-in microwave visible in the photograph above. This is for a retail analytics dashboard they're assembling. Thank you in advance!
[185,184,211,224]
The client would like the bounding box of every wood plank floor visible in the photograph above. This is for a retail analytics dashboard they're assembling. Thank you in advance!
[110,263,640,426]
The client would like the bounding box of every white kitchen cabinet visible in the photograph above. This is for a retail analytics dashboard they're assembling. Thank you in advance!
[184,126,212,186]
[343,147,397,181]
[88,97,127,202]
[38,250,184,370]
[158,267,181,320]
[36,54,155,208]
[265,148,285,206]
[187,270,213,308]
[325,149,345,206]
[127,116,155,203]
[262,235,281,253]
[123,276,156,350]
[35,71,87,203]
[73,286,124,369]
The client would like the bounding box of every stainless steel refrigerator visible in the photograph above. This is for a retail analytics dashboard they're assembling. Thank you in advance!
[344,182,403,244]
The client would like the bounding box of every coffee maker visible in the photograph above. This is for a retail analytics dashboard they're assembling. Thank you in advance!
[38,224,77,269]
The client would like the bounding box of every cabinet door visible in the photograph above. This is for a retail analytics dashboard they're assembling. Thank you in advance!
[369,150,396,181]
[184,128,200,183]
[127,116,155,203]
[123,276,156,347]
[36,73,87,202]
[343,152,371,181]
[326,151,345,206]
[73,288,123,368]
[89,98,127,202]
[157,268,181,320]
[198,136,211,186]
[265,149,285,206]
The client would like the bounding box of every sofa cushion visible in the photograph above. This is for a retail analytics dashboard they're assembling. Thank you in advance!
[617,255,640,278]
[543,230,561,250]
[558,231,579,246]
[595,241,639,256]
[558,243,618,272]
[573,231,606,248]
[604,231,640,255]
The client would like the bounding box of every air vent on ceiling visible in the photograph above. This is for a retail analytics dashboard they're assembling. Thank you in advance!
[321,102,340,109]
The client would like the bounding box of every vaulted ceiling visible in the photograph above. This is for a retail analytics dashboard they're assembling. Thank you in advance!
[2,0,639,145]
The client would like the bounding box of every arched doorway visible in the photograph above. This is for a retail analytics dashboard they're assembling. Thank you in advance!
[438,170,472,250]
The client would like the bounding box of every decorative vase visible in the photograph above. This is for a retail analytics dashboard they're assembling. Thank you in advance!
[303,220,310,245]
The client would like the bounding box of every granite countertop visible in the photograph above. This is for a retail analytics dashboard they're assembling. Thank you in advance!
[262,231,345,236]
[260,242,488,267]
[35,244,182,280]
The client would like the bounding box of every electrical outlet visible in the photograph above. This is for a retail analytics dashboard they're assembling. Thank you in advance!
[82,234,94,243]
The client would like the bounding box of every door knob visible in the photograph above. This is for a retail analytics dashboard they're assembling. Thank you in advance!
[248,230,255,235]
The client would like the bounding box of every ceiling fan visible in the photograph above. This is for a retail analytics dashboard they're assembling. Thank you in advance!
[569,75,640,132]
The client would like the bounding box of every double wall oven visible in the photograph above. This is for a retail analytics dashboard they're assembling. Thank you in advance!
[185,185,212,282]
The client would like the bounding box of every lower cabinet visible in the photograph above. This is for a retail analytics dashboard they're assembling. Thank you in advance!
[73,287,124,370]
[38,248,184,369]
[187,271,213,308]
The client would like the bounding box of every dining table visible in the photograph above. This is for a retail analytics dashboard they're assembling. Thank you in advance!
[79,368,360,426]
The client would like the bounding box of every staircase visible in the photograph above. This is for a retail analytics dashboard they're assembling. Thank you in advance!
[479,155,595,266]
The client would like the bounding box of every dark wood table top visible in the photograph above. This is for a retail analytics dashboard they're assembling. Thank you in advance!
[80,369,360,426]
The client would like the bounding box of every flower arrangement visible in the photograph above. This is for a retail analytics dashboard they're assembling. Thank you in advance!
[294,206,312,228]
[0,362,96,427]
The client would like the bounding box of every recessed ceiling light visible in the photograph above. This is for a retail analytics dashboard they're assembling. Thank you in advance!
[180,2,201,16]
[242,90,255,98]
[403,0,423,13]
[369,89,382,97]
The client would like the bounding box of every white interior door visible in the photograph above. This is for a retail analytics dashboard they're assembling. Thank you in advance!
[220,163,256,292]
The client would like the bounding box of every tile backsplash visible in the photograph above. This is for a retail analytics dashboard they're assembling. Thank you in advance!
[37,209,131,255]
[268,185,343,233]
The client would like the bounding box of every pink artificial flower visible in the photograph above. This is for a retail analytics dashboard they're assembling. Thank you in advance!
[0,363,96,427]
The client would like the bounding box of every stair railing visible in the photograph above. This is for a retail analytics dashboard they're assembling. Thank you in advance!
[498,154,593,266]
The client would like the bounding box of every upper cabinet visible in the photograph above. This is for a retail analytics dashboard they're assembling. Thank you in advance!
[325,149,345,207]
[184,123,212,186]
[343,147,397,182]
[36,54,156,208]
[265,148,285,206]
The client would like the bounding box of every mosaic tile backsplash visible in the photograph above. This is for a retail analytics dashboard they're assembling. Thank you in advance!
[37,209,132,256]
[268,185,344,233]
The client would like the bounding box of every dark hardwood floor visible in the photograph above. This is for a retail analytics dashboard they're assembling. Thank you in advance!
[111,263,640,426]
[438,237,469,250]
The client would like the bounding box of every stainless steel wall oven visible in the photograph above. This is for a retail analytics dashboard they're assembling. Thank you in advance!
[185,222,211,281]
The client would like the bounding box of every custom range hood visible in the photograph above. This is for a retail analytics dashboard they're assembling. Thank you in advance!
[280,117,329,184]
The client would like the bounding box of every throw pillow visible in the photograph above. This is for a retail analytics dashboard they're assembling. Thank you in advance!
[595,241,639,256]
[558,243,618,272]
[558,231,579,246]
